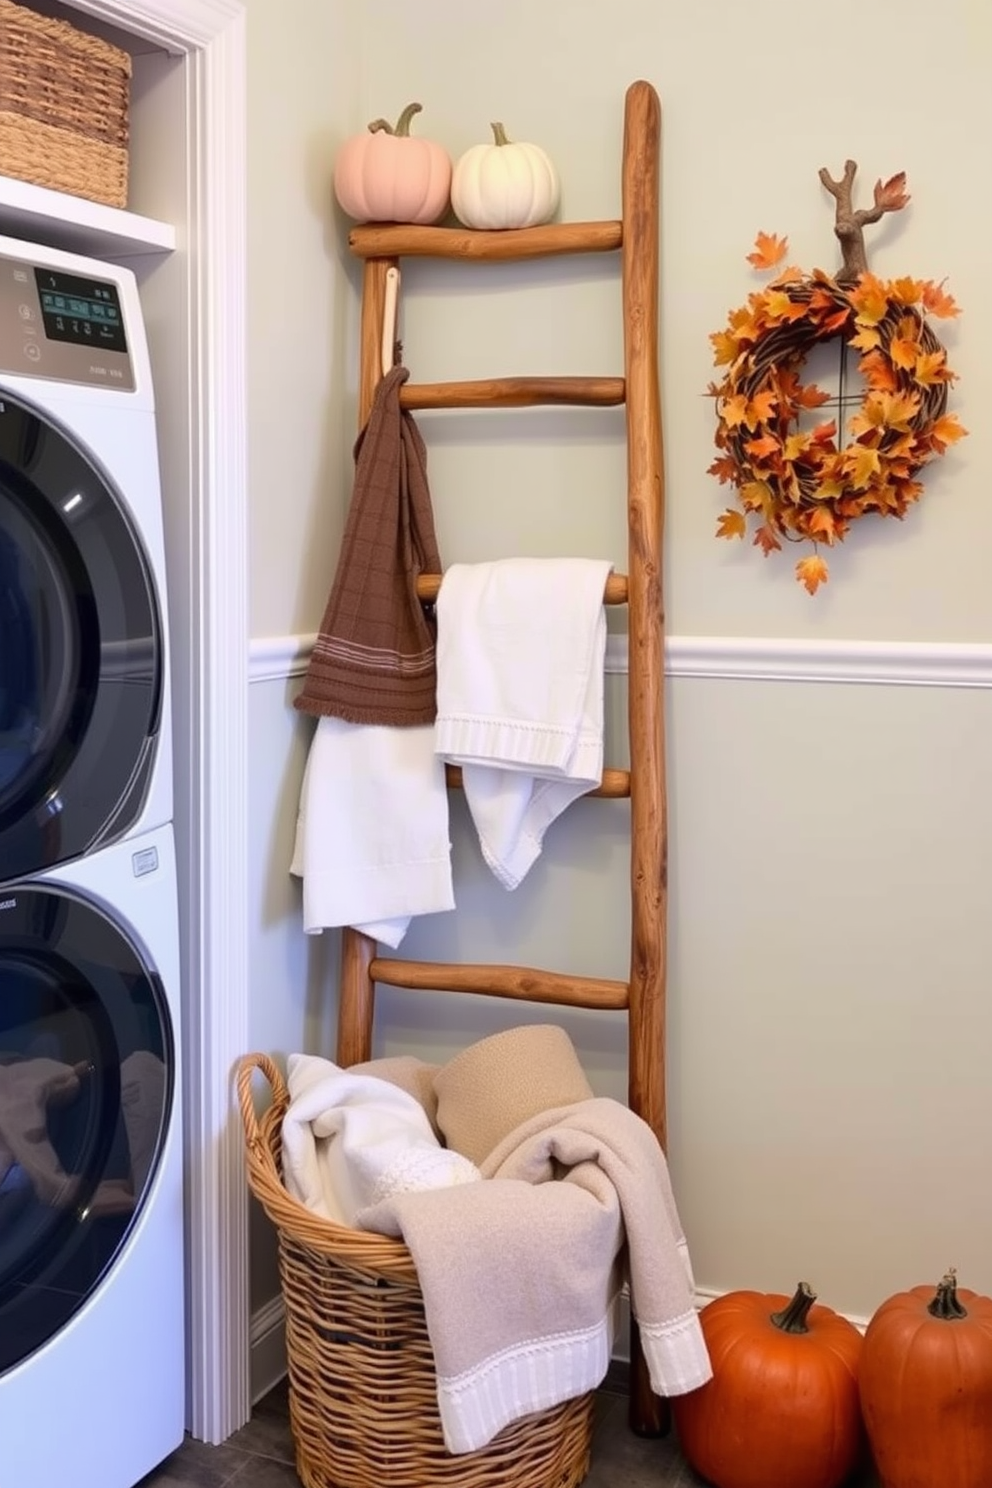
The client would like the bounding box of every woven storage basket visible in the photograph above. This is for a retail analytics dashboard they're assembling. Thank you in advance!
[0,0,130,208]
[238,1052,595,1488]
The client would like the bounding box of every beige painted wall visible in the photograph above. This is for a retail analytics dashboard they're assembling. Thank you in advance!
[247,0,992,1323]
[246,0,362,637]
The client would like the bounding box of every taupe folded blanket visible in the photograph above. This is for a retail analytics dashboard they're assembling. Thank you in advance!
[358,1096,712,1455]
[295,365,442,726]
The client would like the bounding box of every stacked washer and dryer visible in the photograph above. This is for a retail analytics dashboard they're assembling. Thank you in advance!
[0,236,184,1487]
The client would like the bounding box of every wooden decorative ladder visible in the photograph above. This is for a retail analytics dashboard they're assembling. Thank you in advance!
[335,79,668,1438]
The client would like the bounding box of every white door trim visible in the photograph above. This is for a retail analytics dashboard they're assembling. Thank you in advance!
[66,0,250,1445]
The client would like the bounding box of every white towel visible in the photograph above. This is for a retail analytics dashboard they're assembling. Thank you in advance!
[435,559,611,889]
[282,1054,480,1225]
[291,716,454,948]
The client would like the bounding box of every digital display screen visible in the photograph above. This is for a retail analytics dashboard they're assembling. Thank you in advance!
[33,268,127,353]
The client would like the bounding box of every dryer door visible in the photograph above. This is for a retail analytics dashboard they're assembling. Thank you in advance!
[0,392,162,881]
[0,884,174,1376]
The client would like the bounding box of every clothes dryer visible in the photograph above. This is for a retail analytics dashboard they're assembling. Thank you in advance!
[0,235,172,883]
[0,821,184,1488]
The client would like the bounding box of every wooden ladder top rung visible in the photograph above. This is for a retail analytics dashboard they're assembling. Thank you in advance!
[349,220,623,263]
[400,376,625,411]
[369,957,630,1011]
[445,763,629,800]
[417,571,629,604]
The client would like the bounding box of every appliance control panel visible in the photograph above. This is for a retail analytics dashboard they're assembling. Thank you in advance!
[0,251,135,390]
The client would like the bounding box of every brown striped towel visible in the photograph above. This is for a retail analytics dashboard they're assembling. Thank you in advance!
[294,365,442,726]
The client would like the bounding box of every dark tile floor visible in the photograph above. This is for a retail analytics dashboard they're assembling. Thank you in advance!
[139,1375,882,1487]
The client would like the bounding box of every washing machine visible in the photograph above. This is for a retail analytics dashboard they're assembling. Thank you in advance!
[0,239,183,1486]
[0,233,172,885]
[0,821,184,1488]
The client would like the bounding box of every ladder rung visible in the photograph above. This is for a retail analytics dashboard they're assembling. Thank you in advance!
[349,220,623,263]
[369,957,630,1011]
[445,763,629,799]
[400,376,624,410]
[417,572,629,604]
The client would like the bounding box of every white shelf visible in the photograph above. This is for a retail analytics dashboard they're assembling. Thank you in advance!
[0,174,175,259]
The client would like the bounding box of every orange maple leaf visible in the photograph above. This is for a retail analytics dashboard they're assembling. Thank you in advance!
[859,351,899,393]
[808,287,838,315]
[847,444,882,489]
[746,389,778,427]
[761,290,807,325]
[716,508,747,540]
[848,272,889,325]
[914,351,950,386]
[795,383,832,410]
[850,324,881,352]
[874,172,910,213]
[810,419,838,446]
[740,480,773,514]
[746,232,789,271]
[721,393,749,428]
[822,308,852,333]
[929,414,968,451]
[880,390,921,428]
[707,456,740,485]
[888,337,919,371]
[710,330,740,366]
[921,281,960,319]
[807,507,839,544]
[891,276,923,305]
[796,554,829,595]
[745,433,780,461]
[783,432,811,462]
[753,525,782,555]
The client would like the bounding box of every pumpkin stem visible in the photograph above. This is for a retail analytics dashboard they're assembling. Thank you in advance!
[769,1282,817,1334]
[927,1269,968,1320]
[368,102,423,138]
[490,122,512,147]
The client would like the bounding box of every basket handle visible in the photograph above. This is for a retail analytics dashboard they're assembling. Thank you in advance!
[236,1052,289,1153]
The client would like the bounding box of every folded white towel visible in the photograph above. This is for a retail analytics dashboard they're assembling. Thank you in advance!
[291,716,454,948]
[435,558,611,889]
[282,1054,481,1225]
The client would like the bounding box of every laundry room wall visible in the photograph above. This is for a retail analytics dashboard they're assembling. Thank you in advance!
[246,0,992,1346]
[242,0,362,1337]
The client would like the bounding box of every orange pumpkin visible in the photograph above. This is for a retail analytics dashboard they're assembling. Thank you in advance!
[672,1282,864,1488]
[333,103,451,226]
[860,1270,992,1488]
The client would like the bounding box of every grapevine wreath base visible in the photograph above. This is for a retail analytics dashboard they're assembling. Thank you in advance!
[708,161,966,594]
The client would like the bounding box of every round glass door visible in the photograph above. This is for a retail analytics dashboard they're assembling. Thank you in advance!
[0,393,162,881]
[0,885,173,1376]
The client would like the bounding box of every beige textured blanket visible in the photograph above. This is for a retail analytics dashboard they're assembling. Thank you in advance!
[358,1095,712,1454]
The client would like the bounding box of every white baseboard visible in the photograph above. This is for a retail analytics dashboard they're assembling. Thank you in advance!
[249,631,992,690]
[249,1284,870,1399]
[249,1295,288,1405]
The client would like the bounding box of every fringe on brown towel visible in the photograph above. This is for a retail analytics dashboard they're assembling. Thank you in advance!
[295,365,442,726]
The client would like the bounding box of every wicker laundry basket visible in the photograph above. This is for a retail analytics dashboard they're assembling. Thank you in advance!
[0,0,131,208]
[237,1053,595,1488]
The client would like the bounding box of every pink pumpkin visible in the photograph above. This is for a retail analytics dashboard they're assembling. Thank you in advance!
[333,103,451,225]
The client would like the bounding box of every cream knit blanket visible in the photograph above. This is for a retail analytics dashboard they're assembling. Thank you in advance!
[358,1095,712,1454]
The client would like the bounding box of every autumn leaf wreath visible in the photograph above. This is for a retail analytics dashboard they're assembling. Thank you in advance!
[708,161,966,595]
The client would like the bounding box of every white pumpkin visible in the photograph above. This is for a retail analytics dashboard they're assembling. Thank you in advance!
[451,123,560,231]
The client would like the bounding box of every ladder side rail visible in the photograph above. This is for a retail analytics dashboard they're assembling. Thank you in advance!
[620,80,669,1440]
[336,255,398,1071]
